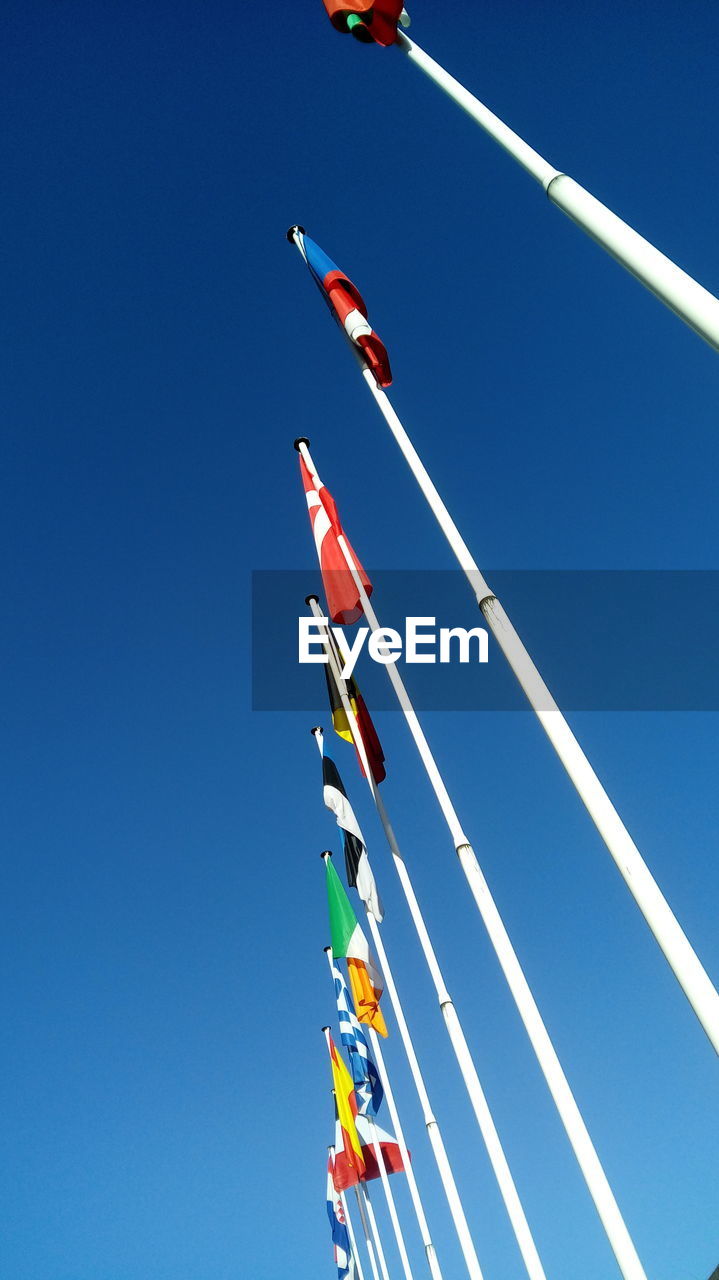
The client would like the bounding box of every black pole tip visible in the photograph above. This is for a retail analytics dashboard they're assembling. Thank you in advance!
[321,849,333,859]
[310,726,323,736]
[294,437,310,451]
[321,1025,331,1033]
[286,224,305,243]
[323,946,332,954]
[305,593,320,606]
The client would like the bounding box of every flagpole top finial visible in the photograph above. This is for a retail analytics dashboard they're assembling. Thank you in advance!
[305,593,320,606]
[286,224,305,243]
[294,437,310,451]
[321,849,333,860]
[323,946,332,954]
[321,1025,331,1033]
[311,726,323,736]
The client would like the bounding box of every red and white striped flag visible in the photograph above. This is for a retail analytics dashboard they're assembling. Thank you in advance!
[299,450,373,625]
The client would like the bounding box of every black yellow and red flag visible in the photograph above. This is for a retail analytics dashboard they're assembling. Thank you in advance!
[323,627,386,785]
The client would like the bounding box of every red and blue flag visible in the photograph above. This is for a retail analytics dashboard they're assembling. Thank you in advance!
[291,228,392,388]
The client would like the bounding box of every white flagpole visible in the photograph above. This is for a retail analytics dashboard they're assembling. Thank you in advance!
[346,368,719,1058]
[392,32,719,353]
[312,719,545,1280]
[368,1123,416,1280]
[358,1183,392,1280]
[302,444,647,1280]
[331,1145,368,1280]
[327,1026,416,1280]
[324,947,444,1280]
[367,1029,440,1278]
[344,1198,367,1280]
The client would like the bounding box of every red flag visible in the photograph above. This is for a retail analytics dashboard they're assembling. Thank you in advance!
[356,1114,408,1180]
[299,231,392,389]
[322,0,404,46]
[300,452,373,626]
[323,268,392,389]
[352,688,386,786]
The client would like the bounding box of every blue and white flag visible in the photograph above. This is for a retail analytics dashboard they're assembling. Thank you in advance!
[327,1156,356,1280]
[332,958,384,1117]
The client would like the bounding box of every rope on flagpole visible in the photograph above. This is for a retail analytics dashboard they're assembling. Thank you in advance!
[368,1114,416,1280]
[299,442,648,1280]
[344,1197,367,1280]
[331,1145,368,1280]
[369,888,549,1280]
[361,1181,393,1280]
[324,947,444,1280]
[311,636,546,1280]
[368,1030,442,1280]
[394,32,719,353]
[357,366,719,1059]
[352,1177,383,1280]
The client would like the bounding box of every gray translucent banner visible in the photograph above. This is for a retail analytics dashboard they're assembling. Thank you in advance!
[251,570,719,711]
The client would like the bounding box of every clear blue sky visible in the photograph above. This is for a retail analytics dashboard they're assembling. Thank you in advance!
[2,3,718,1279]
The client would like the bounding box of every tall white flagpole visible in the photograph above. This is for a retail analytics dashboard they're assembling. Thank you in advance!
[343,1192,367,1280]
[327,1026,416,1280]
[391,32,719,352]
[312,715,546,1280]
[358,1182,392,1280]
[301,443,647,1280]
[369,1124,416,1280]
[324,947,444,1280]
[331,1145,368,1280]
[346,367,719,1058]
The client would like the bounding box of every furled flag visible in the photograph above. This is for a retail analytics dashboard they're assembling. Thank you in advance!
[321,622,386,785]
[299,447,372,626]
[326,856,388,1037]
[331,955,384,1116]
[321,0,406,47]
[317,728,384,921]
[291,228,392,387]
[326,1030,366,1190]
[356,1114,407,1180]
[327,1156,356,1280]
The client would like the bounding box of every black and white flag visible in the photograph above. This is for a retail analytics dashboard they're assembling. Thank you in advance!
[315,729,384,921]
